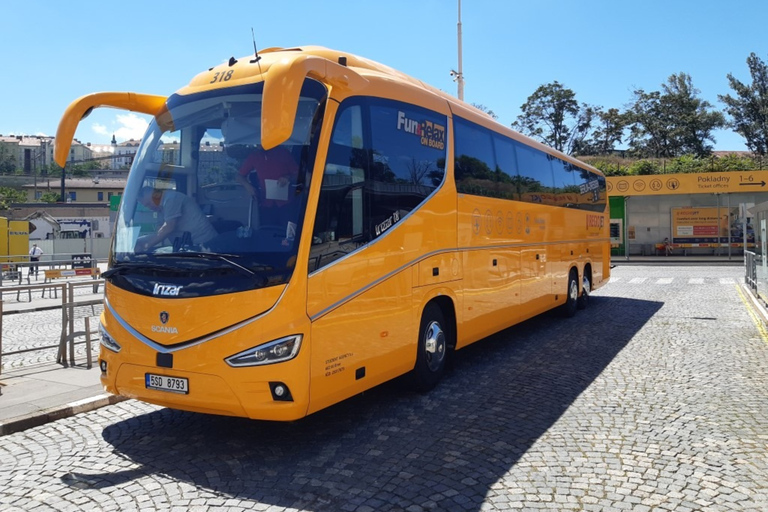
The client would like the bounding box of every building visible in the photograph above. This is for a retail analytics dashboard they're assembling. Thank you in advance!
[113,137,141,169]
[0,135,54,172]
[607,170,768,256]
[22,177,125,203]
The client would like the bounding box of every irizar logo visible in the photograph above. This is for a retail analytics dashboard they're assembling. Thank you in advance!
[153,283,182,296]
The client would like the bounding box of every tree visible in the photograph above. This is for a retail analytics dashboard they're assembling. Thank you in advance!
[471,103,498,120]
[0,144,16,174]
[511,81,596,154]
[626,73,724,158]
[719,52,768,155]
[662,73,724,156]
[0,187,28,210]
[39,191,61,203]
[574,107,626,156]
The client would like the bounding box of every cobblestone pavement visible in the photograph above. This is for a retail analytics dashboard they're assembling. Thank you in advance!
[1,265,767,511]
[0,303,103,370]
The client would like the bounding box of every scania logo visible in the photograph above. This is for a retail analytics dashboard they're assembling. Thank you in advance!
[151,325,179,334]
[159,311,169,324]
[153,283,182,296]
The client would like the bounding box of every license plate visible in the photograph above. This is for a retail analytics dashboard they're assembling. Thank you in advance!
[145,373,189,394]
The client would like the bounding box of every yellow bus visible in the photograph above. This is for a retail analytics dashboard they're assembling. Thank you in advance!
[54,46,610,421]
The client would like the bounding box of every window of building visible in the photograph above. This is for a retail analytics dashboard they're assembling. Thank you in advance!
[97,191,104,201]
[68,191,76,202]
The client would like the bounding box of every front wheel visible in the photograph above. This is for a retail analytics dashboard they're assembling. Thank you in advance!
[410,303,448,392]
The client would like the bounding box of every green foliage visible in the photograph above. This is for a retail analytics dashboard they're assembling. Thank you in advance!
[719,52,768,156]
[471,103,498,120]
[512,81,596,154]
[626,73,724,158]
[39,192,61,203]
[716,153,758,171]
[0,186,28,210]
[628,160,660,175]
[579,108,626,156]
[0,145,16,174]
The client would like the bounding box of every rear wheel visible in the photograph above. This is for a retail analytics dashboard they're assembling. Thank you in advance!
[410,303,448,392]
[560,270,579,318]
[577,273,590,310]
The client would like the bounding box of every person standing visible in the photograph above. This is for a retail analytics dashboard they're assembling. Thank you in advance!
[29,243,43,276]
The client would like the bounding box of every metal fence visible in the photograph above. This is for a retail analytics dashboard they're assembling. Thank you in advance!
[0,279,104,375]
[746,250,758,291]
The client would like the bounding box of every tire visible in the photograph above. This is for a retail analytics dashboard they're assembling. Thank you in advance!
[560,270,579,318]
[577,272,590,310]
[410,303,448,392]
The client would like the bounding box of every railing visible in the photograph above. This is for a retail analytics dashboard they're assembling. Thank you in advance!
[745,250,757,292]
[0,279,104,375]
[1,256,106,287]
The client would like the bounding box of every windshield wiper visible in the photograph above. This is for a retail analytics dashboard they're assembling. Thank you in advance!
[155,252,269,280]
[102,262,180,279]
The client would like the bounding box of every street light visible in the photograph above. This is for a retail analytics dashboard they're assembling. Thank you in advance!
[450,0,465,101]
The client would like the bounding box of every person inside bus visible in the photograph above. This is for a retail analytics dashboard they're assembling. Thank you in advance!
[235,145,300,243]
[135,187,218,252]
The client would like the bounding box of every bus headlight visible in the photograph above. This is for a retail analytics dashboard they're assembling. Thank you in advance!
[225,335,302,367]
[99,323,122,353]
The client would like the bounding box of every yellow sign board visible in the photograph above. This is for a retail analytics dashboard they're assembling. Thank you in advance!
[606,170,768,196]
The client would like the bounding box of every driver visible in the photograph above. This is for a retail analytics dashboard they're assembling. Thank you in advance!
[135,187,217,252]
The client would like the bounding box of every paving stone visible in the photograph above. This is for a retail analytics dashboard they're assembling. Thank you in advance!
[1,265,767,510]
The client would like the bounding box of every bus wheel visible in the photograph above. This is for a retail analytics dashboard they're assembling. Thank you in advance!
[560,270,579,318]
[577,273,590,310]
[411,303,448,392]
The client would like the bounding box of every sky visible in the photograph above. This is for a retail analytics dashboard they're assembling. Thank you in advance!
[2,0,767,152]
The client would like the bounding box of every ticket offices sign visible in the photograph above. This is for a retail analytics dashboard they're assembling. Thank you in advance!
[607,170,768,196]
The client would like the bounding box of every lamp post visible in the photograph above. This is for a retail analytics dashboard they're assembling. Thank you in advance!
[450,0,465,101]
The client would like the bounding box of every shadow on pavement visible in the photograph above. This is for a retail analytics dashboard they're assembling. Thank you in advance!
[64,295,662,511]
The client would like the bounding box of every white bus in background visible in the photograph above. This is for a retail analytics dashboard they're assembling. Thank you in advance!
[28,216,111,240]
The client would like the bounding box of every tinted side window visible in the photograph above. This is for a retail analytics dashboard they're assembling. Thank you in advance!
[454,118,513,199]
[550,157,579,207]
[369,103,446,233]
[575,170,607,212]
[310,98,446,272]
[514,141,553,205]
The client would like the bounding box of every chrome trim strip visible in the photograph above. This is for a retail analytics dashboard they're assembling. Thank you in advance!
[308,237,610,321]
[309,247,451,321]
[105,285,290,354]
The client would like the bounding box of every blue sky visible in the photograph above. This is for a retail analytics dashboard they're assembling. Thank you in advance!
[1,0,766,151]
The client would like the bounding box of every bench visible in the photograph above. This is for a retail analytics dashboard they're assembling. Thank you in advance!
[43,268,101,298]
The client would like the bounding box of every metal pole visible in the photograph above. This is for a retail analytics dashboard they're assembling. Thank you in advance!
[727,194,732,260]
[60,163,66,202]
[716,193,721,256]
[624,197,630,260]
[457,0,464,101]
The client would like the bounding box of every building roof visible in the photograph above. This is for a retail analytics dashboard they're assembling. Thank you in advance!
[22,178,126,190]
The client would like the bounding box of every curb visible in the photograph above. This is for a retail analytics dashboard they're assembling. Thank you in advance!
[740,282,768,327]
[0,394,128,436]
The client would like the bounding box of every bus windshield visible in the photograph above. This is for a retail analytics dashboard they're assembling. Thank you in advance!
[110,78,327,296]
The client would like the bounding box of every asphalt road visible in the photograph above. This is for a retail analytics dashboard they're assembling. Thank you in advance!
[1,265,766,512]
